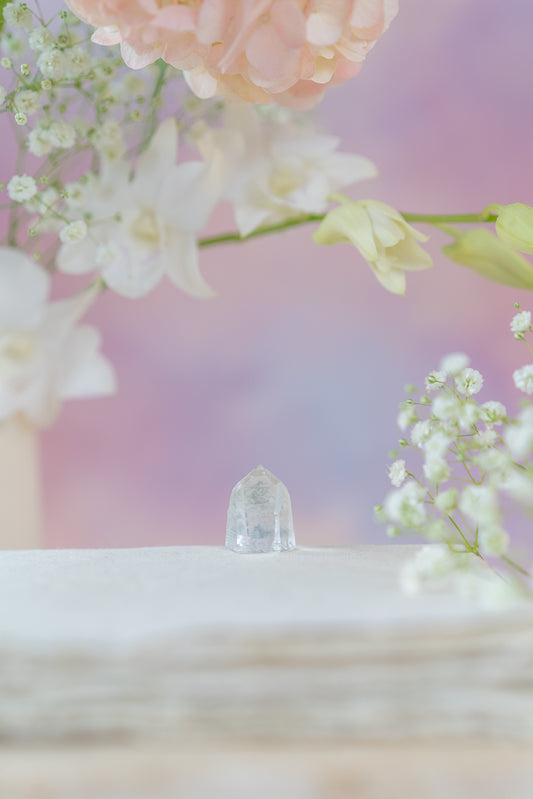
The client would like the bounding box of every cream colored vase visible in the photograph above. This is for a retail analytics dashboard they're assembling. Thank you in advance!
[0,416,42,549]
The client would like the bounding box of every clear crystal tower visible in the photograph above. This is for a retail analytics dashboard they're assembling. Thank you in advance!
[226,465,296,554]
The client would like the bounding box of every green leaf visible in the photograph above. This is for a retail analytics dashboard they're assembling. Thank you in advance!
[442,228,533,289]
[0,0,9,33]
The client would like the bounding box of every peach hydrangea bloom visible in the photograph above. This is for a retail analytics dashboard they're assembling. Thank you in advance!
[66,0,399,108]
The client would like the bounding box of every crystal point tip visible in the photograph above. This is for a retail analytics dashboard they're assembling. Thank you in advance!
[226,465,295,554]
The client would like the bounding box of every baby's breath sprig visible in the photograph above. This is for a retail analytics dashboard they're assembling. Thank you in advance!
[0,1,216,264]
[378,306,533,605]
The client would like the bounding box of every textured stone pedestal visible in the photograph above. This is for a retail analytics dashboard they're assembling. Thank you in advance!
[1,545,532,796]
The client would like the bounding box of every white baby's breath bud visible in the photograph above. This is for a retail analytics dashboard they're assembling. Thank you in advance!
[92,120,125,161]
[400,545,456,595]
[15,89,41,116]
[384,481,427,528]
[474,429,498,448]
[7,173,37,202]
[456,367,484,396]
[3,2,33,29]
[482,401,507,425]
[504,408,533,459]
[510,310,531,334]
[65,46,91,79]
[474,448,511,478]
[459,484,500,525]
[1,57,13,69]
[27,126,52,156]
[38,48,67,80]
[435,488,458,514]
[14,111,26,125]
[388,459,408,488]
[513,364,533,395]
[502,471,533,507]
[423,457,450,484]
[424,432,450,460]
[432,394,456,422]
[439,352,470,376]
[397,404,418,431]
[0,84,6,105]
[411,420,432,446]
[28,27,55,52]
[63,179,89,208]
[59,220,87,244]
[47,120,76,149]
[478,526,509,557]
[425,370,446,391]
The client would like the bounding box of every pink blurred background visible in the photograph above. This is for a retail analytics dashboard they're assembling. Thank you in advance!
[6,0,533,548]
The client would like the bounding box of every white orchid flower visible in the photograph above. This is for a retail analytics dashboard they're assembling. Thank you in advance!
[0,248,115,427]
[58,119,223,299]
[314,198,432,294]
[195,105,377,236]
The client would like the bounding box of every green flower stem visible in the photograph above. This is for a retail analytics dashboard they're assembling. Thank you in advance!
[198,211,498,250]
[402,212,498,224]
[198,214,325,249]
[502,555,532,578]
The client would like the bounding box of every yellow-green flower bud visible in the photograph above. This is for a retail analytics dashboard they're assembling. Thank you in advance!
[442,229,533,289]
[494,203,533,255]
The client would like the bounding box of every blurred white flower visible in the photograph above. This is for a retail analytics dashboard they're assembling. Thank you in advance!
[504,407,533,459]
[397,405,418,430]
[58,120,225,299]
[434,488,458,514]
[388,459,407,487]
[459,484,500,526]
[410,420,432,446]
[423,457,450,484]
[439,353,470,376]
[38,48,67,80]
[196,105,377,236]
[59,220,87,244]
[384,481,427,528]
[510,310,531,334]
[3,2,33,29]
[513,364,533,394]
[313,198,432,295]
[478,526,509,557]
[15,90,41,116]
[482,401,507,425]
[456,367,484,396]
[7,174,37,203]
[400,545,457,596]
[0,248,115,427]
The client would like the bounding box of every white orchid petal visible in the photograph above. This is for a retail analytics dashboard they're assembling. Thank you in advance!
[165,230,215,299]
[0,248,49,329]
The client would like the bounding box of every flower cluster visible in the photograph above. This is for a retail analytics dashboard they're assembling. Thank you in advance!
[0,1,387,425]
[377,305,533,603]
[65,0,398,109]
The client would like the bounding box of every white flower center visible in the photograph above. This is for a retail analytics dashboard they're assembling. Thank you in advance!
[131,210,160,246]
[1,333,36,363]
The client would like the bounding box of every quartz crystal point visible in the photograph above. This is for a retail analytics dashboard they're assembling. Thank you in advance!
[226,465,296,554]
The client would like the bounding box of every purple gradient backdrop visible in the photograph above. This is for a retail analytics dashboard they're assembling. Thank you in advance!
[7,1,533,547]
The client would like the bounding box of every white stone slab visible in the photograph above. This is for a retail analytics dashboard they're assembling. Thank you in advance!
[0,545,506,646]
[0,545,531,744]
